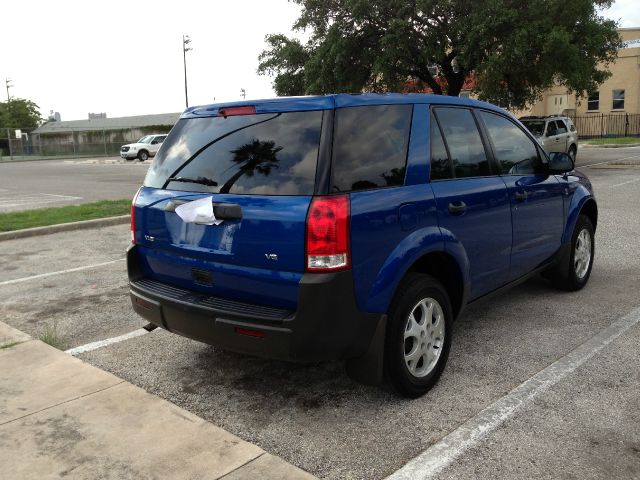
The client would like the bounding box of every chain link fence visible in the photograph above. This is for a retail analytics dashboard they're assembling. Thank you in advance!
[0,126,173,160]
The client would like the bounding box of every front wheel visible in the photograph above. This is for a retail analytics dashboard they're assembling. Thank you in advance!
[138,150,149,161]
[568,145,577,163]
[385,273,452,398]
[551,214,595,291]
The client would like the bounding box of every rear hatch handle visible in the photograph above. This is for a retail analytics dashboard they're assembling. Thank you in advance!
[164,199,242,220]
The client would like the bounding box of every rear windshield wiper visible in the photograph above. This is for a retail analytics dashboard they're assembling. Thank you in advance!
[165,176,218,187]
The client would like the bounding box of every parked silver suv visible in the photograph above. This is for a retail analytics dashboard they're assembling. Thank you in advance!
[519,116,578,161]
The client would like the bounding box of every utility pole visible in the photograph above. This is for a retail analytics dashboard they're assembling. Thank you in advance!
[182,35,192,108]
[240,88,246,100]
[5,78,11,103]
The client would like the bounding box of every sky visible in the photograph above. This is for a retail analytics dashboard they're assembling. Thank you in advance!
[1,0,638,123]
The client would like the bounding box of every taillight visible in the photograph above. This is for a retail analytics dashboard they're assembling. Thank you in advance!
[305,195,350,272]
[131,187,142,244]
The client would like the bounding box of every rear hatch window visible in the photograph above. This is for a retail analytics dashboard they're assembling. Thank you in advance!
[144,110,323,195]
[135,110,324,309]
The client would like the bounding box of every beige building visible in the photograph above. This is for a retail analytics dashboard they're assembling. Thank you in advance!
[521,27,640,120]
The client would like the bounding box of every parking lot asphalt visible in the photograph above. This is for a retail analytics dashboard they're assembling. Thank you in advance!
[0,157,147,212]
[1,150,639,479]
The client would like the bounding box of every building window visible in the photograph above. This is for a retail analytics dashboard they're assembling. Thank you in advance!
[459,92,470,99]
[612,90,625,110]
[587,92,599,111]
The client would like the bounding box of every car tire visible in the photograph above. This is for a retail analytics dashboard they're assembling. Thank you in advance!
[568,145,577,163]
[138,150,149,161]
[385,273,452,398]
[550,214,595,291]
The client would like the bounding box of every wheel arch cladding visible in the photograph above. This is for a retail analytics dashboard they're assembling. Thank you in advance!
[563,189,597,244]
[407,251,466,320]
[580,198,598,230]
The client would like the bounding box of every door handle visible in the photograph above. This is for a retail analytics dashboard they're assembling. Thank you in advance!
[448,201,467,214]
[164,199,242,219]
[515,191,528,202]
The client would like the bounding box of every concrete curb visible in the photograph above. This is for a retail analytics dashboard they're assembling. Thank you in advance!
[579,143,640,148]
[0,215,130,242]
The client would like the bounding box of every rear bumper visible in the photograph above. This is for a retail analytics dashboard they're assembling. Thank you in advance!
[127,245,382,362]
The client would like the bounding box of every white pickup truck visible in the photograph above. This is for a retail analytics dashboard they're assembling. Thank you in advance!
[120,134,167,161]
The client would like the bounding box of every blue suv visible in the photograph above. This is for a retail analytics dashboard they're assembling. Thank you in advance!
[128,94,597,397]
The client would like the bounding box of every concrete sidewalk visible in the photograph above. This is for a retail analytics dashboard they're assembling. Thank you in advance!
[0,322,317,480]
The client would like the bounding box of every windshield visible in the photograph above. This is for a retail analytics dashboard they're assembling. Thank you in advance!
[136,136,152,144]
[520,120,546,137]
[144,110,323,195]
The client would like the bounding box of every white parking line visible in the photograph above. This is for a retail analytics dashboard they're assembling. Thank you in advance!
[65,328,154,356]
[0,193,81,202]
[610,177,640,188]
[580,153,640,168]
[0,192,82,210]
[0,259,124,286]
[0,199,82,209]
[386,306,640,480]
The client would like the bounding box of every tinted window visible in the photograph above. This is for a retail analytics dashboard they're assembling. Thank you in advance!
[331,105,412,192]
[430,113,452,180]
[480,111,542,175]
[144,111,323,195]
[434,108,490,178]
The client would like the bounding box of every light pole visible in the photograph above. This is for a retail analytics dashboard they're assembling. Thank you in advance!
[240,88,246,100]
[5,79,13,159]
[182,35,192,108]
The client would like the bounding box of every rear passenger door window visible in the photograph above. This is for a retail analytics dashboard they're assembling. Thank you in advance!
[430,113,453,180]
[331,105,413,192]
[554,120,567,134]
[479,111,543,175]
[433,108,491,178]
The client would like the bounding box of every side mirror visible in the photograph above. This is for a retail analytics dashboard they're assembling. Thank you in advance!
[548,152,574,174]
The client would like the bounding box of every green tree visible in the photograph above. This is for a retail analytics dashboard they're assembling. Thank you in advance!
[257,0,622,109]
[0,98,43,128]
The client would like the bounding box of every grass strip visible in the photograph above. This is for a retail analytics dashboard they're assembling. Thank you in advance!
[0,199,131,232]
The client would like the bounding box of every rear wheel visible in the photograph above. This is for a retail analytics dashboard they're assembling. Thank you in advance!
[138,150,149,161]
[385,273,452,398]
[550,214,594,291]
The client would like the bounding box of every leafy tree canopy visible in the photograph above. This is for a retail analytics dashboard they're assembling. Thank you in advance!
[258,0,622,109]
[0,98,43,128]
